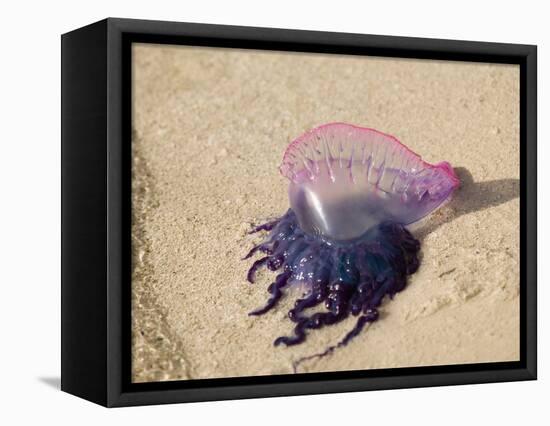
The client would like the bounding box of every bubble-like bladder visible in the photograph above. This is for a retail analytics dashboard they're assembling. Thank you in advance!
[245,123,460,370]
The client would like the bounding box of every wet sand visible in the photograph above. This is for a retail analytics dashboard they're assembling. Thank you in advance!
[131,43,519,382]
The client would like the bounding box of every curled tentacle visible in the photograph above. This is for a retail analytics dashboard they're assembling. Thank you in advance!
[249,218,281,234]
[246,256,270,283]
[249,270,291,316]
[274,320,307,346]
[243,243,264,260]
[291,309,380,372]
[288,286,326,322]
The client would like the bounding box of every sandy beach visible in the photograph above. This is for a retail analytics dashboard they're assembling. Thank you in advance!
[131,43,519,383]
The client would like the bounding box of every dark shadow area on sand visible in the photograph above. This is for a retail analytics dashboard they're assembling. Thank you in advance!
[415,167,519,241]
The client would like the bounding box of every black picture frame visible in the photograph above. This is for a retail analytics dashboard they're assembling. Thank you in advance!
[61,17,537,407]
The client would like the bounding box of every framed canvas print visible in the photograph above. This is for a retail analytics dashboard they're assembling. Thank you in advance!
[61,18,537,407]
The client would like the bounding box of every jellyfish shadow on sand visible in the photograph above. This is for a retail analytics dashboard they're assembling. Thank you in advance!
[414,167,519,241]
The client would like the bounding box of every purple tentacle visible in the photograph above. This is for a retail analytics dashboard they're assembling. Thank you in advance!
[273,320,307,346]
[248,218,280,234]
[246,256,269,283]
[277,278,353,346]
[288,288,326,322]
[243,242,275,260]
[249,270,292,316]
[292,309,379,372]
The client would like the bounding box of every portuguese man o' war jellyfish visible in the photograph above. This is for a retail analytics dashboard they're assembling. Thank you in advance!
[244,123,460,370]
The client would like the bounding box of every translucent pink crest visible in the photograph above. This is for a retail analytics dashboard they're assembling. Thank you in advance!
[280,123,460,241]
